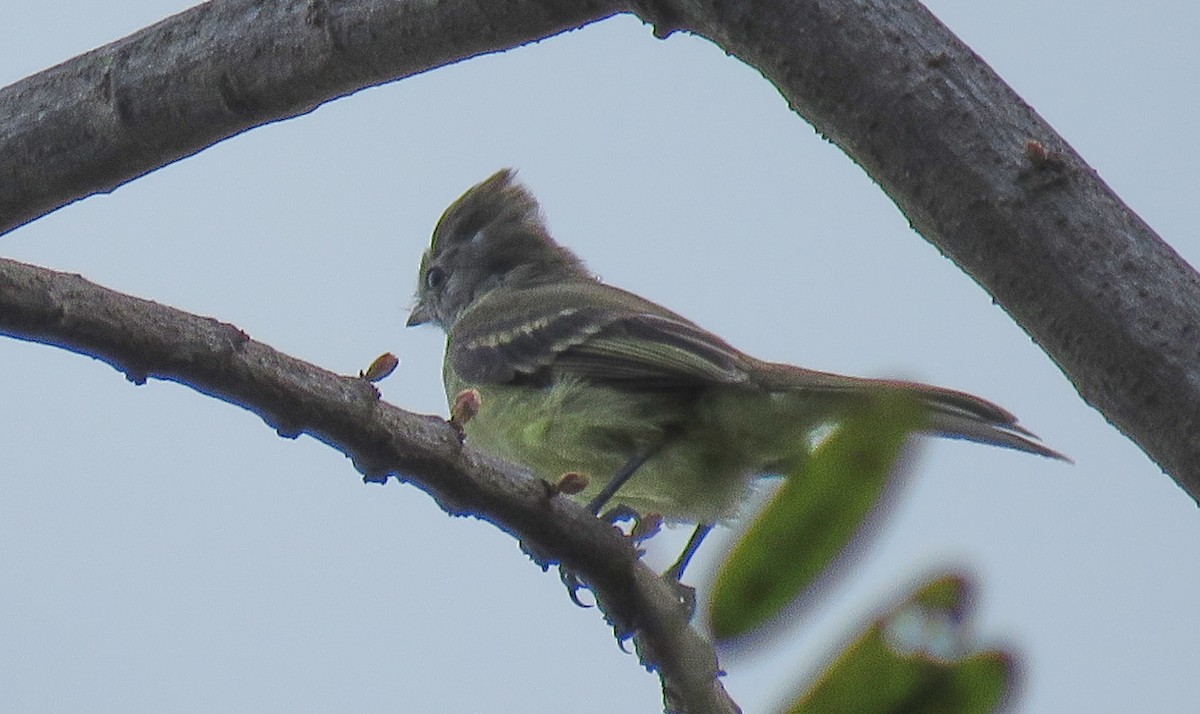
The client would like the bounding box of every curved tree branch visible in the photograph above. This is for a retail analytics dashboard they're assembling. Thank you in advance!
[0,256,738,714]
[0,0,624,233]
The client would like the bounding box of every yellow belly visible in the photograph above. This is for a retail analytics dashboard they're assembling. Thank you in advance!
[445,372,820,523]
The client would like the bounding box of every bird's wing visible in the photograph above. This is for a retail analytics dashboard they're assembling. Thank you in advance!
[448,281,1066,459]
[448,281,753,387]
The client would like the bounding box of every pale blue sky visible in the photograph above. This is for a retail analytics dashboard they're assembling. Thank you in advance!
[2,2,1197,712]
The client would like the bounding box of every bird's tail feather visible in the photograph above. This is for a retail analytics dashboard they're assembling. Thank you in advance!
[752,360,1068,461]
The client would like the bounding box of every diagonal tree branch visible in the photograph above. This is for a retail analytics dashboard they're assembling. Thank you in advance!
[0,256,739,714]
[0,0,625,234]
[645,0,1200,502]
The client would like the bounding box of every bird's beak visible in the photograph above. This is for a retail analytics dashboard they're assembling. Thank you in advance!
[406,301,433,327]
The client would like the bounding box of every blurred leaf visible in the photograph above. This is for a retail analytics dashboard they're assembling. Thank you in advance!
[708,393,922,641]
[785,574,1016,714]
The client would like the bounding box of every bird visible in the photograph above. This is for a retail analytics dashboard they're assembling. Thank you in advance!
[407,169,1065,577]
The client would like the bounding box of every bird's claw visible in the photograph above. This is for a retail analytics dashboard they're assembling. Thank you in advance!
[559,566,593,608]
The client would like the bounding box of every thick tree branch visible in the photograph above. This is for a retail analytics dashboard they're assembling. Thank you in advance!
[0,257,738,714]
[644,0,1199,501]
[0,0,624,233]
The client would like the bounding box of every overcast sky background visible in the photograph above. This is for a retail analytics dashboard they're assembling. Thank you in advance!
[2,2,1197,712]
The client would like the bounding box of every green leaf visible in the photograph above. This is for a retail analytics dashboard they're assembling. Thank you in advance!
[708,392,923,641]
[786,574,1016,714]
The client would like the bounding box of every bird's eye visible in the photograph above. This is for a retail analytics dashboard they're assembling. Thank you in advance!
[424,266,446,290]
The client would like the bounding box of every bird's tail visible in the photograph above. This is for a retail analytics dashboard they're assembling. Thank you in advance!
[751,359,1067,461]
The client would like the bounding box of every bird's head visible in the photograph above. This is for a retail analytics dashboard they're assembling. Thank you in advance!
[407,169,586,329]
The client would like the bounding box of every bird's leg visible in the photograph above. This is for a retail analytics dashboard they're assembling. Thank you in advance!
[586,449,655,514]
[561,449,657,607]
[662,523,713,616]
[664,523,712,582]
